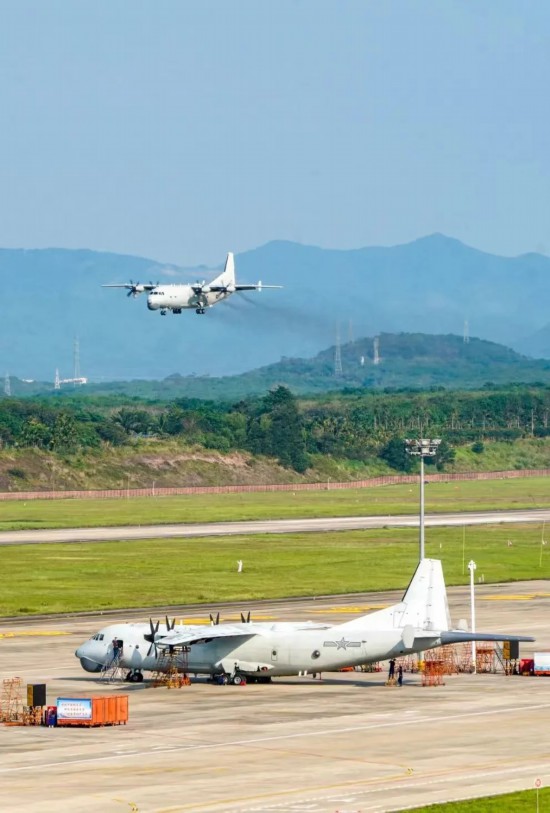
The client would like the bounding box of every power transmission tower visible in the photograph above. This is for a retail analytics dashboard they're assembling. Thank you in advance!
[54,369,60,390]
[73,336,80,381]
[463,319,470,344]
[4,372,11,397]
[334,324,343,377]
[373,336,380,365]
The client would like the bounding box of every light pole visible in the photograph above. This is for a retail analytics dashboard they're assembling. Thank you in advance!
[468,559,477,673]
[405,438,441,561]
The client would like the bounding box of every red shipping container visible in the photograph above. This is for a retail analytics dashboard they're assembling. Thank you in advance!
[56,695,128,727]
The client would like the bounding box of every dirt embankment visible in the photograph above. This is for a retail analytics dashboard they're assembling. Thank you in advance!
[0,443,310,493]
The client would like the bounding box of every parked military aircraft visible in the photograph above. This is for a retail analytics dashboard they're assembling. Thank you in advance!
[75,559,533,684]
[102,252,281,315]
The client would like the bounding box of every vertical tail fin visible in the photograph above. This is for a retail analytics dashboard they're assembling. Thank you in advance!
[337,559,452,633]
[210,252,235,289]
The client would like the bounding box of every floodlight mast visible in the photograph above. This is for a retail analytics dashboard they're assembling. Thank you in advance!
[405,439,442,561]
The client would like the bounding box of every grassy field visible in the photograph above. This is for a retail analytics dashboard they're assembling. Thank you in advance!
[1,477,550,532]
[1,522,549,616]
[399,786,549,811]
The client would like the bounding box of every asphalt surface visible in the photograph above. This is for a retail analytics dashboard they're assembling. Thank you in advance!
[3,507,550,545]
[1,580,549,812]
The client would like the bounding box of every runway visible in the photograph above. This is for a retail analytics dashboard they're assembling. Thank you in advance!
[3,507,550,545]
[0,581,549,812]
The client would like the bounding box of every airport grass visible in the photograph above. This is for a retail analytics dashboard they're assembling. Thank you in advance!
[399,786,550,811]
[1,476,550,531]
[1,522,549,616]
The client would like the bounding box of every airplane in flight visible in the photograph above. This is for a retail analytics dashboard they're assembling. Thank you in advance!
[102,252,282,315]
[75,559,534,685]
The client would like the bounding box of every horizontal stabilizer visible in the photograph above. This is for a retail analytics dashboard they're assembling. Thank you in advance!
[440,631,535,645]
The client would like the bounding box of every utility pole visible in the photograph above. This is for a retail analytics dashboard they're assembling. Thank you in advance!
[468,559,477,673]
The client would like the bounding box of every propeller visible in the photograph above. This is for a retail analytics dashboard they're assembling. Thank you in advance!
[165,615,176,631]
[240,611,251,624]
[127,280,145,298]
[144,618,160,657]
[209,612,220,626]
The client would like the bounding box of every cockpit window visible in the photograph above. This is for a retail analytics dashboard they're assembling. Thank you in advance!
[91,633,104,641]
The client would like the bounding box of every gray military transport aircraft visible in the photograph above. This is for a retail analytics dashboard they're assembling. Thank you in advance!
[103,252,281,315]
[75,559,533,684]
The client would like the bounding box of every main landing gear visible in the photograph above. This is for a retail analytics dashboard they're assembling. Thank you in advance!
[125,670,144,683]
[213,672,247,686]
[195,308,206,315]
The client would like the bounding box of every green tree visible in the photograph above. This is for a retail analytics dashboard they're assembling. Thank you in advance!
[379,437,413,472]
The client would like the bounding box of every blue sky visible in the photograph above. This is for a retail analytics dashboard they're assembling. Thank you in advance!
[1,0,548,264]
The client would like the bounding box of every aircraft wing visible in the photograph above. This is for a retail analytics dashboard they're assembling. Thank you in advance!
[157,624,255,649]
[102,283,157,291]
[235,282,283,291]
[207,282,283,292]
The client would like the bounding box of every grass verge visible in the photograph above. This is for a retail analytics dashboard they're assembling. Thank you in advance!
[398,786,549,811]
[1,477,550,531]
[1,522,549,616]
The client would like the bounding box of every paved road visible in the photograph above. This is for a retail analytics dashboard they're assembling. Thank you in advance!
[2,507,550,545]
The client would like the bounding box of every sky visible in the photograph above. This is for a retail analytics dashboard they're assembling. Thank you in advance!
[0,0,549,265]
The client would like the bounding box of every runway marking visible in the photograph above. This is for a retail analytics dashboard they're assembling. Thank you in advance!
[176,615,275,625]
[2,701,549,776]
[158,760,550,811]
[0,630,70,638]
[313,606,388,614]
[485,593,550,601]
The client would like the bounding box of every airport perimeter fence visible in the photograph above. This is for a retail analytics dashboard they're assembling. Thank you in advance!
[0,468,549,501]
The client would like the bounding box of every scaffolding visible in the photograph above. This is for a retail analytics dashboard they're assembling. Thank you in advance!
[0,678,23,722]
[476,645,497,674]
[422,658,445,686]
[152,648,191,689]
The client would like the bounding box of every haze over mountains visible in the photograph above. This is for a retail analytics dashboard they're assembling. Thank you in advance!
[3,233,550,383]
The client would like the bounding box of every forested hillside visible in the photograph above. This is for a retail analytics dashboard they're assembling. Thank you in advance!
[3,384,550,490]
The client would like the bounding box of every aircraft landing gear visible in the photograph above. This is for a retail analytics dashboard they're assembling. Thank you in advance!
[213,671,247,686]
[160,309,167,316]
[173,308,182,315]
[195,308,206,315]
[125,670,144,683]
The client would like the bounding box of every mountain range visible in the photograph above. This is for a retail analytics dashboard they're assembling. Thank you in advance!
[3,234,550,382]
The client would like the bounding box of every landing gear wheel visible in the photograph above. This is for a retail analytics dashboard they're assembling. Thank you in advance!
[135,672,144,683]
[232,674,247,686]
[161,309,167,316]
[125,671,133,682]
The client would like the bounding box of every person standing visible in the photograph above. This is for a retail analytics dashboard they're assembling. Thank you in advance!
[397,665,403,687]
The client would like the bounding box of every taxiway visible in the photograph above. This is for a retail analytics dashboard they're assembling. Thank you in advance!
[0,581,549,812]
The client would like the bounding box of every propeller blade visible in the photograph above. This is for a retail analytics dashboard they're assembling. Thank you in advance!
[240,611,251,623]
[209,612,220,626]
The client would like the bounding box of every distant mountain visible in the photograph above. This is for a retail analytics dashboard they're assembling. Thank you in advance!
[51,333,550,400]
[2,235,550,381]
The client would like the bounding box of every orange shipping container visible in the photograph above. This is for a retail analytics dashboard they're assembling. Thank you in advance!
[56,695,128,727]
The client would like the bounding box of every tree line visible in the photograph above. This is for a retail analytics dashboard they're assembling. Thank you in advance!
[2,385,550,472]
